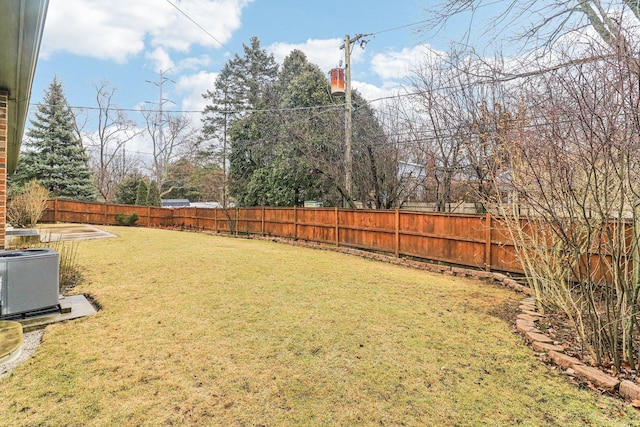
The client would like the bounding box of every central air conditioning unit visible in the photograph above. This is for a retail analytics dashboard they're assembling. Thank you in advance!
[0,248,59,319]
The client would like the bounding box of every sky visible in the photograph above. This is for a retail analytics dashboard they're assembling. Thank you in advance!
[25,0,516,168]
[29,0,475,131]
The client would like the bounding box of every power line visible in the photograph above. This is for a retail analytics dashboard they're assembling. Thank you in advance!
[31,54,605,121]
[370,19,431,36]
[363,54,616,107]
[165,0,234,54]
[30,102,347,115]
[29,51,620,129]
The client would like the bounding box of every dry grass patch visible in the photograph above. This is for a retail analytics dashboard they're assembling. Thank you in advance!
[1,227,639,426]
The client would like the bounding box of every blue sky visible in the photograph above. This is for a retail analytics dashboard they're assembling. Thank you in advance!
[26,0,509,164]
[24,0,640,171]
[30,0,475,127]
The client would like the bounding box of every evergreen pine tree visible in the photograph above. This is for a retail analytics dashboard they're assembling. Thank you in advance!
[14,77,97,201]
[202,37,279,204]
[135,179,149,206]
[147,181,161,207]
[114,173,145,205]
[228,50,336,206]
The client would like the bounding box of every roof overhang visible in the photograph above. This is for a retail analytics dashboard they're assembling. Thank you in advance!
[0,0,48,173]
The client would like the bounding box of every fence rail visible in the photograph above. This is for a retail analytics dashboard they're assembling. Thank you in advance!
[40,199,524,274]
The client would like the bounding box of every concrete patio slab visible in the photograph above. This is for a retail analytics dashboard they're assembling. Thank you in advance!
[39,224,117,242]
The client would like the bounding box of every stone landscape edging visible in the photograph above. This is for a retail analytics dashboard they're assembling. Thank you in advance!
[514,295,640,402]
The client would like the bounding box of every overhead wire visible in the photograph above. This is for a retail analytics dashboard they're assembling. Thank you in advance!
[32,7,608,151]
[34,9,494,117]
[30,68,584,154]
[31,102,347,116]
[369,19,431,36]
[164,0,235,54]
[34,62,539,117]
[31,47,608,147]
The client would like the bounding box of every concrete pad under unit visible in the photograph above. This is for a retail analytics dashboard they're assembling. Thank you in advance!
[19,295,97,332]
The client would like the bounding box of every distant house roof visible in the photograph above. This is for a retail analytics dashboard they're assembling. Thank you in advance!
[161,199,190,208]
[190,202,222,209]
[398,161,427,180]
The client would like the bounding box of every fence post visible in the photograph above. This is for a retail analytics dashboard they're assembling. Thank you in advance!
[335,207,339,247]
[261,206,265,236]
[147,206,151,227]
[235,207,239,235]
[54,198,58,222]
[395,208,400,258]
[214,208,218,232]
[293,206,298,240]
[103,203,108,225]
[485,212,492,272]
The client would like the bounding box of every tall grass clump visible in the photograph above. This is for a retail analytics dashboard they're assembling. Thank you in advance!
[50,240,82,294]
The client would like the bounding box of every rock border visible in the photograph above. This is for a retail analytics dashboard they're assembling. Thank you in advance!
[514,295,640,402]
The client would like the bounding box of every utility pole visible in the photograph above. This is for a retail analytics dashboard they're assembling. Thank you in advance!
[222,89,228,209]
[341,33,369,208]
[344,34,353,208]
[146,69,175,189]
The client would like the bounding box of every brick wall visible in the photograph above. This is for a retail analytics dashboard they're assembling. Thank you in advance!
[0,90,7,249]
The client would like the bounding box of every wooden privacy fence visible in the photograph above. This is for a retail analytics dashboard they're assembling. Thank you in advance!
[40,199,523,274]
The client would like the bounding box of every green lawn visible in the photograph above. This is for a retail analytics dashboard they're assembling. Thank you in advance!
[1,226,638,426]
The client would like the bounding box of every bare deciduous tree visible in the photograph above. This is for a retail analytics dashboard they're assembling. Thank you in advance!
[403,50,518,212]
[85,81,141,202]
[486,38,640,369]
[426,0,640,55]
[373,97,428,207]
[141,107,199,197]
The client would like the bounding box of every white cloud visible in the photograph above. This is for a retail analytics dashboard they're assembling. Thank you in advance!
[151,0,252,51]
[41,0,252,62]
[175,71,218,116]
[176,55,213,72]
[145,48,176,73]
[352,80,402,104]
[268,38,365,72]
[42,0,147,62]
[371,45,445,81]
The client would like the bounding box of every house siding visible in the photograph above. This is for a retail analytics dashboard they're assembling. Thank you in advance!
[0,90,7,249]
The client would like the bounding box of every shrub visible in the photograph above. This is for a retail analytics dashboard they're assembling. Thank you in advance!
[7,180,49,228]
[115,213,139,226]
